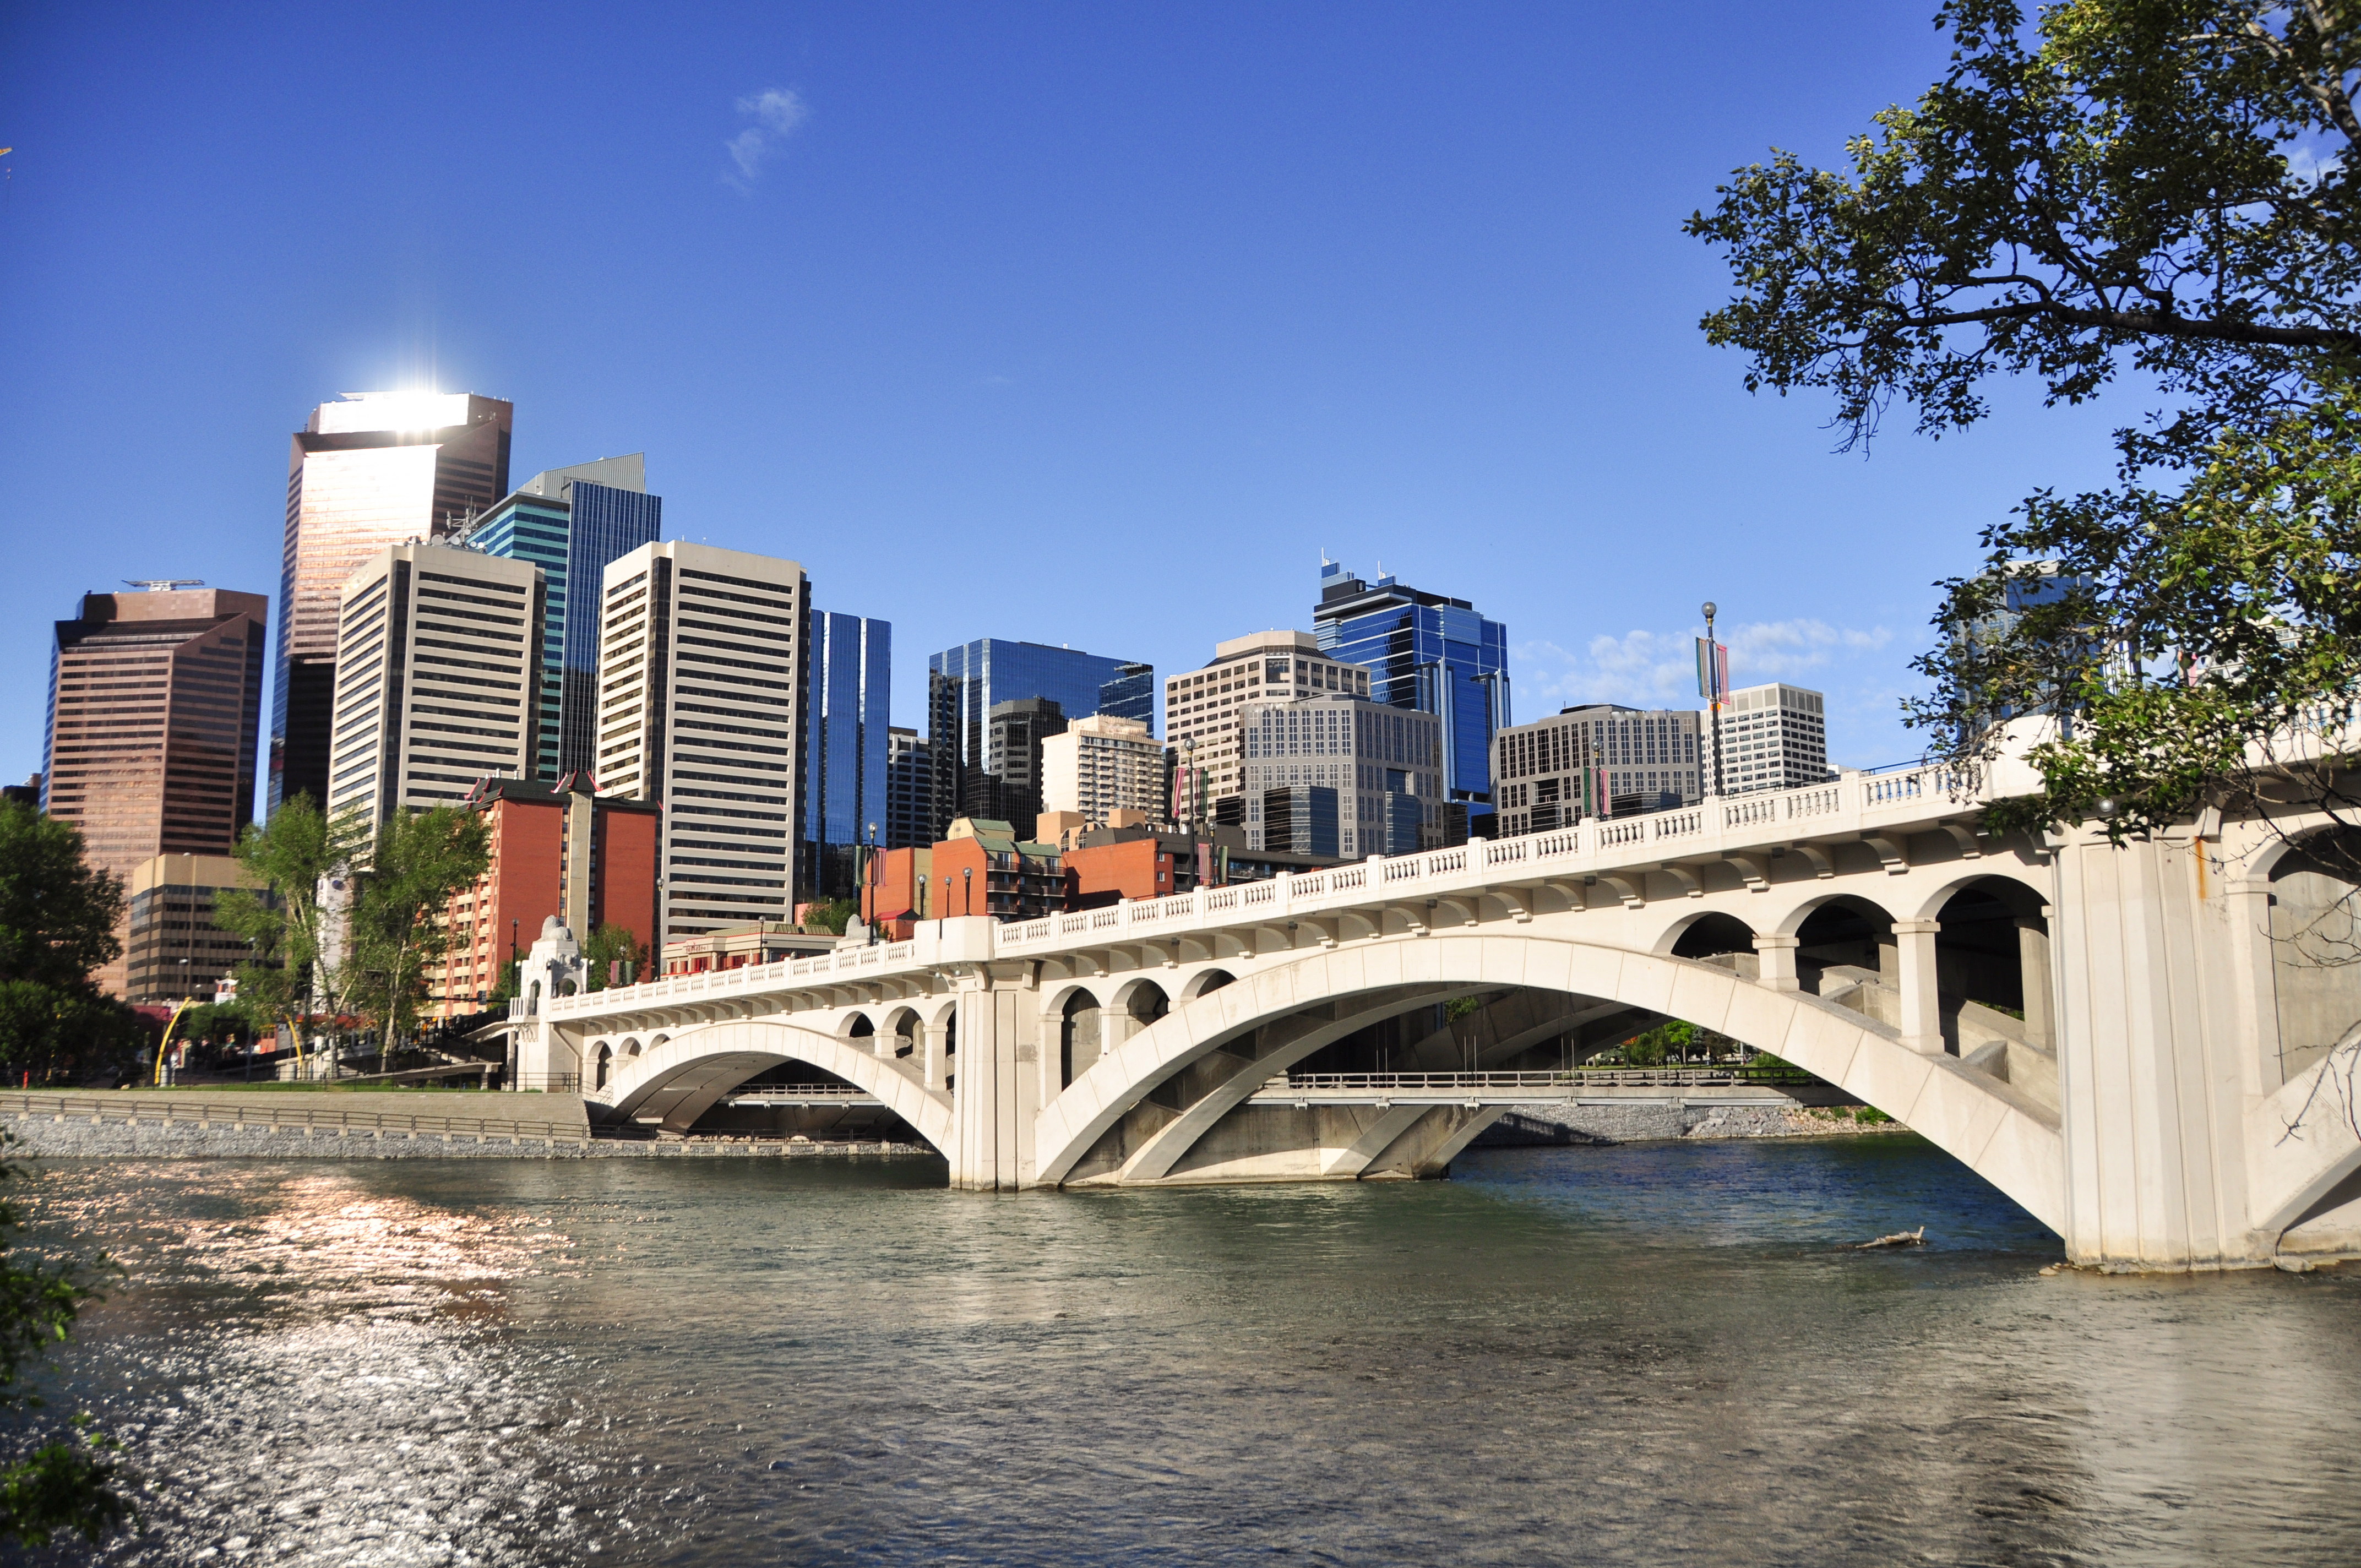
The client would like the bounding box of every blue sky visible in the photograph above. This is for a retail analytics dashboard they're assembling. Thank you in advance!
[0,2,2139,800]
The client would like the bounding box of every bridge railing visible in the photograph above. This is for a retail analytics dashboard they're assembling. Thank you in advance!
[546,756,2012,1020]
[1277,1068,1822,1091]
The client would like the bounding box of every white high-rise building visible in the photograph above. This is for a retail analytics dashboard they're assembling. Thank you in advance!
[595,541,808,943]
[1165,630,1370,823]
[1039,714,1165,826]
[1707,683,1830,796]
[325,542,542,831]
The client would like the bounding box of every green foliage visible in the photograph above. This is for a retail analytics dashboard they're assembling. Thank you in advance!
[341,806,490,1039]
[1854,1107,1895,1125]
[1690,1,2361,856]
[799,899,857,937]
[214,793,338,1026]
[0,804,144,1085]
[578,924,648,993]
[0,1139,130,1546]
[1444,995,1483,1021]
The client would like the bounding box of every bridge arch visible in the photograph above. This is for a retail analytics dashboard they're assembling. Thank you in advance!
[1180,968,1236,1002]
[596,1018,954,1153]
[1661,910,1757,960]
[1032,933,2063,1232]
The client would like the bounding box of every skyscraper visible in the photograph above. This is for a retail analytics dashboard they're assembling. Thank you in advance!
[450,455,662,779]
[274,391,514,812]
[1313,559,1509,829]
[43,584,268,994]
[596,541,809,945]
[883,727,932,850]
[803,610,890,900]
[925,639,1152,840]
[324,543,543,830]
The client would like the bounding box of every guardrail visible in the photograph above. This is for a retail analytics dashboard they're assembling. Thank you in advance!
[547,755,2006,1021]
[0,1091,591,1145]
[1277,1068,1820,1091]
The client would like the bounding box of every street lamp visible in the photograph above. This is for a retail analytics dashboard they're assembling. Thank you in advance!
[1701,601,1723,801]
[963,864,973,917]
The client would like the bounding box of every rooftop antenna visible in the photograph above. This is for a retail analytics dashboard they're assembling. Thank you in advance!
[124,579,203,592]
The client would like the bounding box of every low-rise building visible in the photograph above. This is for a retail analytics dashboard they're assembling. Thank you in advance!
[858,817,1064,931]
[661,921,840,975]
[428,774,661,1017]
[123,853,270,1005]
[1238,693,1440,857]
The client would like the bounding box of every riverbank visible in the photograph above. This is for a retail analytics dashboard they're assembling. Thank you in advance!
[2,1088,1897,1163]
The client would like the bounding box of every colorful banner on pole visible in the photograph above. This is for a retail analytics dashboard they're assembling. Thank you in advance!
[1695,638,1728,705]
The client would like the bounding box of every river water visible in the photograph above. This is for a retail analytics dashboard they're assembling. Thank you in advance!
[13,1137,2361,1566]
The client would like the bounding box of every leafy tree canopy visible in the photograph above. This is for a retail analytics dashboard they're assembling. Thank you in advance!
[1689,1,2361,848]
[341,806,489,1038]
[0,805,142,1085]
[578,924,647,994]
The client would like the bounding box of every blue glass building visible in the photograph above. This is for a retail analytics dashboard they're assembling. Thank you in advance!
[1313,560,1510,821]
[804,611,891,899]
[926,639,1154,840]
[454,456,661,778]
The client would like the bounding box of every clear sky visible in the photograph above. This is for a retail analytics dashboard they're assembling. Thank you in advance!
[0,2,2138,803]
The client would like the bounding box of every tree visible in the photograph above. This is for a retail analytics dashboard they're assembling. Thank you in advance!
[578,924,647,993]
[799,899,856,938]
[1688,2,2361,863]
[0,804,143,1085]
[341,807,489,1043]
[0,1140,130,1547]
[213,793,341,1028]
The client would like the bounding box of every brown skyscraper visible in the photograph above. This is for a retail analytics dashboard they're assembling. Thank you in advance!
[43,585,268,995]
[273,391,513,812]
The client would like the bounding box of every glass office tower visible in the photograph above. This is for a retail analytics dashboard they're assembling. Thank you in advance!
[924,639,1152,840]
[1313,559,1510,824]
[452,456,661,778]
[803,611,890,900]
[273,391,513,811]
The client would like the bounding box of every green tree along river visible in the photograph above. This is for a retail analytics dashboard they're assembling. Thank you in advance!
[11,1140,2361,1565]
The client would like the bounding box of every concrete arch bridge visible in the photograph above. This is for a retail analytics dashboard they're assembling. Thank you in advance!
[520,759,2361,1272]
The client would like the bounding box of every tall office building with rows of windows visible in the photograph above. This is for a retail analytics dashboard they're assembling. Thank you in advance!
[925,638,1151,841]
[449,455,661,780]
[883,727,932,850]
[274,391,513,810]
[804,610,890,899]
[596,541,808,944]
[325,543,543,831]
[43,585,268,995]
[1707,683,1830,796]
[1312,560,1509,829]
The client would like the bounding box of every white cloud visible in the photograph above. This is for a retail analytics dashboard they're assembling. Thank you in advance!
[727,88,809,182]
[1511,617,1894,714]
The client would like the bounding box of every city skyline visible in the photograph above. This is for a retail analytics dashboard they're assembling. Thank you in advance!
[0,3,2143,805]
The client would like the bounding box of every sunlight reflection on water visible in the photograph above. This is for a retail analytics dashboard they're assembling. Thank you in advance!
[12,1144,2361,1567]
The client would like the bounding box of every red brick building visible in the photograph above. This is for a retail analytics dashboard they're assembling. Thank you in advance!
[429,775,660,1016]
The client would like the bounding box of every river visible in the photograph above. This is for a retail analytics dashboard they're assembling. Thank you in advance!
[13,1137,2361,1565]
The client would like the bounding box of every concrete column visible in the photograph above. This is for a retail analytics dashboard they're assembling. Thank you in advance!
[1751,933,1801,993]
[948,966,1042,1191]
[1891,918,1944,1055]
[2016,914,2053,1049]
[2052,830,2255,1268]
[921,1022,949,1091]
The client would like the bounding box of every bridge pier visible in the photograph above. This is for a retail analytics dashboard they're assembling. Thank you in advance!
[948,964,1041,1191]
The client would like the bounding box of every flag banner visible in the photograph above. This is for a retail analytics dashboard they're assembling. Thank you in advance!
[1695,638,1728,703]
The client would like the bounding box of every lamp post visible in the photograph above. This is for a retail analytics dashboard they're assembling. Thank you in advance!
[1702,601,1723,801]
[963,864,973,918]
[862,822,879,943]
